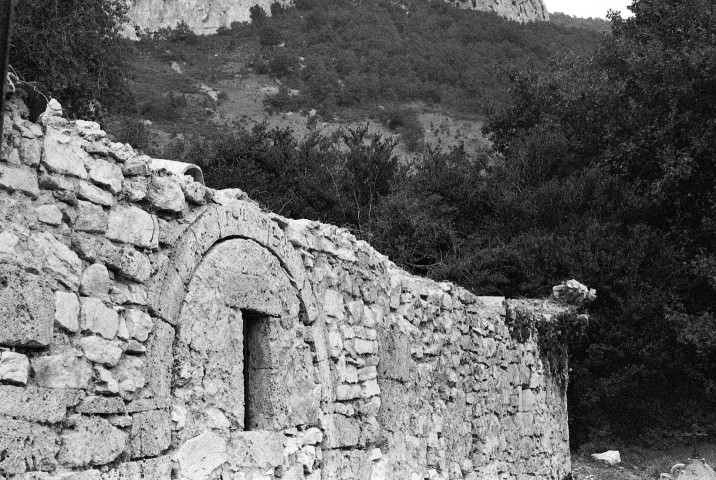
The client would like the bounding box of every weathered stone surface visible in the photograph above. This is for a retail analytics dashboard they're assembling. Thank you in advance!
[0,417,59,474]
[59,416,128,467]
[124,309,153,342]
[74,200,108,233]
[147,176,185,212]
[229,431,284,468]
[55,291,80,332]
[80,263,112,301]
[182,181,207,205]
[32,353,93,389]
[0,165,39,198]
[89,158,124,194]
[174,432,227,480]
[77,181,114,207]
[323,414,361,448]
[95,365,120,395]
[0,351,30,384]
[122,178,147,202]
[32,231,83,291]
[121,156,150,176]
[35,204,63,226]
[126,321,173,411]
[18,136,42,167]
[0,385,84,422]
[103,456,172,480]
[42,128,89,179]
[0,265,54,347]
[106,206,159,249]
[77,395,126,414]
[129,410,172,459]
[114,355,146,400]
[80,297,119,339]
[80,336,123,366]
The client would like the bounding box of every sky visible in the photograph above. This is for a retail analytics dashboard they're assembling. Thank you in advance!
[543,0,634,19]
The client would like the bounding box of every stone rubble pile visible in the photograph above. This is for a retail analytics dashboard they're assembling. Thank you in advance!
[0,94,585,480]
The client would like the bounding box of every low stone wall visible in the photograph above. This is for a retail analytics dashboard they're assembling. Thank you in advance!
[0,95,583,480]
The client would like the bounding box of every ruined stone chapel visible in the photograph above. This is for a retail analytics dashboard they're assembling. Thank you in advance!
[0,94,589,480]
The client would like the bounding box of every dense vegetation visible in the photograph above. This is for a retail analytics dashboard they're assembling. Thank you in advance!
[196,0,716,446]
[11,0,129,119]
[232,0,606,115]
[9,0,715,449]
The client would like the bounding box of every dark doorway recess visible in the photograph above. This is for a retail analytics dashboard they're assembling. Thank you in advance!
[242,309,271,431]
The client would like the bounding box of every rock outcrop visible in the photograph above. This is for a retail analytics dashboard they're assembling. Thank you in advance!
[0,93,585,479]
[124,0,548,36]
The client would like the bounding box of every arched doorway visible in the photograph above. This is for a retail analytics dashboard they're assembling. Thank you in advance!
[172,238,321,476]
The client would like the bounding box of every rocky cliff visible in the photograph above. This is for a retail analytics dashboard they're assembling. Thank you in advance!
[125,0,548,35]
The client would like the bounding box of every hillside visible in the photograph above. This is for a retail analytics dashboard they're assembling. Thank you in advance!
[106,0,604,158]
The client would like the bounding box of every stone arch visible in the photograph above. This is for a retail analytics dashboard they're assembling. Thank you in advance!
[147,200,333,418]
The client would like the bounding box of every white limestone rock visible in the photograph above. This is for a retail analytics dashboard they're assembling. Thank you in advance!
[106,205,159,249]
[591,450,621,465]
[42,128,89,179]
[148,175,185,212]
[35,204,63,226]
[58,416,127,467]
[55,291,80,332]
[32,353,93,389]
[174,431,228,480]
[89,158,124,194]
[32,231,83,291]
[77,180,114,207]
[80,297,119,339]
[0,351,30,384]
[80,336,123,367]
[124,309,153,342]
[74,200,108,233]
[80,263,112,301]
[0,165,40,198]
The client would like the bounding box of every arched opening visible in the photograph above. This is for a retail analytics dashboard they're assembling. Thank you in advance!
[172,238,320,451]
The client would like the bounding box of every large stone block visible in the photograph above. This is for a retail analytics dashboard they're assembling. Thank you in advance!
[77,181,115,207]
[174,431,227,480]
[55,291,80,332]
[0,165,40,198]
[58,416,128,467]
[0,385,84,422]
[0,417,59,474]
[80,263,112,301]
[42,128,89,179]
[106,206,159,249]
[0,351,30,384]
[147,176,185,212]
[89,158,124,194]
[31,231,83,291]
[323,414,360,448]
[74,200,108,233]
[80,336,123,366]
[80,297,119,340]
[125,321,172,411]
[129,410,171,459]
[77,395,126,414]
[32,353,93,389]
[0,265,54,347]
[228,431,283,468]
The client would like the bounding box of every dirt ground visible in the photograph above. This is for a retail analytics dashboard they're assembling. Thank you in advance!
[572,444,716,479]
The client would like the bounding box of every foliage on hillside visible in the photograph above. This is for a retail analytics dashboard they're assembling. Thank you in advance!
[229,0,605,115]
[196,0,716,446]
[11,0,129,119]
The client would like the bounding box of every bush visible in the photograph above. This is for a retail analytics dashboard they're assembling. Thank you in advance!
[148,21,199,44]
[249,5,268,25]
[11,0,129,119]
[115,118,150,151]
[379,107,425,153]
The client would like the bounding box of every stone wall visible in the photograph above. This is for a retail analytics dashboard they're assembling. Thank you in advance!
[0,95,585,480]
[123,0,548,36]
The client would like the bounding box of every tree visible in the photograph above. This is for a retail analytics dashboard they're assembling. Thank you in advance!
[484,0,716,444]
[11,0,129,119]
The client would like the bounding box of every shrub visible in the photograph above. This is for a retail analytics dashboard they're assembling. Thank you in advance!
[115,118,151,151]
[12,0,129,119]
[249,5,268,25]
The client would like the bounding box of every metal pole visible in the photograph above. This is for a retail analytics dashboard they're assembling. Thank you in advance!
[0,0,15,137]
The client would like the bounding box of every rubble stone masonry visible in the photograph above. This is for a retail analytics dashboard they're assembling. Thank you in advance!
[0,94,582,480]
